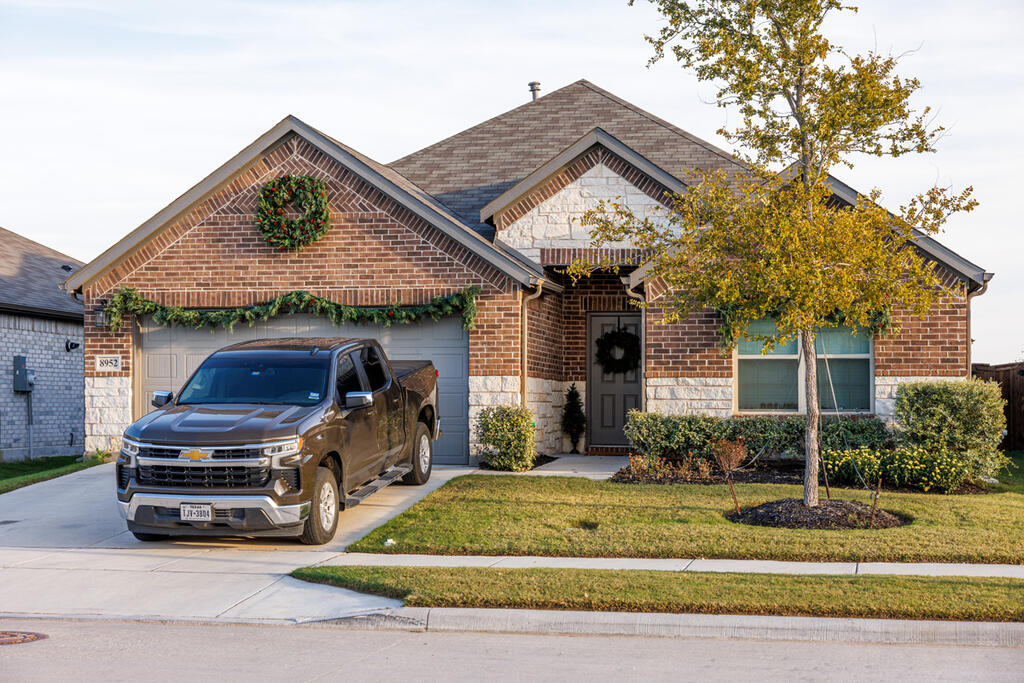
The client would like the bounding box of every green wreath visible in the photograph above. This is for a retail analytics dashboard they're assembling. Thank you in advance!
[594,327,641,374]
[256,174,330,250]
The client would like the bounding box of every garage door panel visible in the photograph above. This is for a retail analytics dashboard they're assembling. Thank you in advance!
[137,314,469,463]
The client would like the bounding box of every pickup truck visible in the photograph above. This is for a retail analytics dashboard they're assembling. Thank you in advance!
[115,337,439,544]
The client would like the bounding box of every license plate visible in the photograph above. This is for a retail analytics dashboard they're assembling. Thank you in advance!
[180,503,213,521]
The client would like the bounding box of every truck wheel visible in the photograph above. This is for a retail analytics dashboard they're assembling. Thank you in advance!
[401,422,432,485]
[131,531,166,542]
[299,467,340,545]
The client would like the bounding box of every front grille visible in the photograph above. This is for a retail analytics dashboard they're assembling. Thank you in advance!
[137,464,269,488]
[138,446,263,459]
[152,506,240,521]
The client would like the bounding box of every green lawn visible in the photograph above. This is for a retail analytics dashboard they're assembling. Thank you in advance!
[293,565,1024,622]
[993,451,1024,494]
[0,455,103,495]
[348,474,1024,563]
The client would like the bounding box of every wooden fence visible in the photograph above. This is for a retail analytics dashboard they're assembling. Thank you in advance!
[973,362,1024,450]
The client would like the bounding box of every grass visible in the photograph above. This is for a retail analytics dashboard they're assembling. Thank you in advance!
[348,474,1024,563]
[0,454,104,495]
[293,565,1024,622]
[992,451,1024,494]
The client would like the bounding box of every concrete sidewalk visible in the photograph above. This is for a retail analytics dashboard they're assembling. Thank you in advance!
[321,552,1024,578]
[477,455,628,480]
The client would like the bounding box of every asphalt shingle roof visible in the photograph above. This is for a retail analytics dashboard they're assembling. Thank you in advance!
[389,79,744,239]
[0,226,84,320]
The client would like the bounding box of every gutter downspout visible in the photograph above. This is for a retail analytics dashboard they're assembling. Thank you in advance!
[966,278,990,377]
[521,280,545,407]
[622,277,646,410]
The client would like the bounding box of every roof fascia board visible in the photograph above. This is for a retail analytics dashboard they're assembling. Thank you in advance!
[65,118,298,292]
[0,302,84,322]
[68,116,539,292]
[480,128,686,223]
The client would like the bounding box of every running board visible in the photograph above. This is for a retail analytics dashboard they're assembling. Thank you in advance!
[344,465,412,508]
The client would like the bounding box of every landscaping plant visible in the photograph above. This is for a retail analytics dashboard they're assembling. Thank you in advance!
[712,438,747,514]
[569,0,976,508]
[475,406,536,471]
[821,446,973,493]
[895,379,1008,481]
[561,383,586,453]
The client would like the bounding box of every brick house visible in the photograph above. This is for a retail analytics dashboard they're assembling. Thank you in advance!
[64,80,991,464]
[1,227,85,460]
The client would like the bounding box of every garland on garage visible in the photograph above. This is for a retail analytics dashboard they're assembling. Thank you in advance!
[102,286,482,334]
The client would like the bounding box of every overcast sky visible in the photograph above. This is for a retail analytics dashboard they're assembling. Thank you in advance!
[1,0,1020,363]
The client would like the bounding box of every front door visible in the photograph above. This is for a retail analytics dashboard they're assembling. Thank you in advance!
[587,314,642,447]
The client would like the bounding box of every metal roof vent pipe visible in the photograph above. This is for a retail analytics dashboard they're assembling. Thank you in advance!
[528,81,541,101]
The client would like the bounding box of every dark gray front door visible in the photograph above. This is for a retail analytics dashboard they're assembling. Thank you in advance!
[587,314,642,446]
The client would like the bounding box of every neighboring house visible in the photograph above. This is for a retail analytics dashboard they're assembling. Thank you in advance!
[0,227,84,460]
[64,80,991,463]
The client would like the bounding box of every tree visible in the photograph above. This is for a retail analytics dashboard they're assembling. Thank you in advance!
[571,0,976,507]
[561,383,587,453]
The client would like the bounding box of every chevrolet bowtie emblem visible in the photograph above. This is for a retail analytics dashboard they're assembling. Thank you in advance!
[181,449,211,461]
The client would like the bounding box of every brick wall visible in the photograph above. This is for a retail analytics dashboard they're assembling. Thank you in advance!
[644,306,731,379]
[874,278,969,377]
[526,291,564,381]
[0,313,84,460]
[561,271,635,383]
[80,133,524,453]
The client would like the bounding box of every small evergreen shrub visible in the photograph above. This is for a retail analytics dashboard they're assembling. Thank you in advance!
[895,379,1008,480]
[822,446,973,493]
[821,416,894,452]
[561,383,586,453]
[475,406,536,472]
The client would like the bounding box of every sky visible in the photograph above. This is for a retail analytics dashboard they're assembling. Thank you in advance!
[0,0,1021,363]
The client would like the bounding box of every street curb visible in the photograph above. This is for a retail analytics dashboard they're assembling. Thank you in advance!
[322,608,1024,647]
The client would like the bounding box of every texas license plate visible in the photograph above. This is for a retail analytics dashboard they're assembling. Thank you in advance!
[180,503,213,521]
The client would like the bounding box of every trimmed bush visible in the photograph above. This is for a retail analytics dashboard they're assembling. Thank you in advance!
[895,379,1008,480]
[475,406,536,472]
[822,446,973,493]
[624,411,892,463]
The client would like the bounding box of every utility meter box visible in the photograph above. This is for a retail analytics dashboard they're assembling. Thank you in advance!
[13,355,34,392]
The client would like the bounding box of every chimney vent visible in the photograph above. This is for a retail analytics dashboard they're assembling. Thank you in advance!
[528,81,541,101]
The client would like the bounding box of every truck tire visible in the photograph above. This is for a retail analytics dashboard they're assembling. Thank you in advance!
[299,467,340,545]
[401,422,432,485]
[131,531,166,542]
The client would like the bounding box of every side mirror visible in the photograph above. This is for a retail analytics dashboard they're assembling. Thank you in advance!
[152,390,173,408]
[345,391,373,409]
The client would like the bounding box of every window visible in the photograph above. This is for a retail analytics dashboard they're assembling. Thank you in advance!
[178,352,330,406]
[737,319,872,413]
[360,346,390,392]
[336,353,362,399]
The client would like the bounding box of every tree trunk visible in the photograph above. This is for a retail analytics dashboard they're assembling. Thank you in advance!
[802,331,819,507]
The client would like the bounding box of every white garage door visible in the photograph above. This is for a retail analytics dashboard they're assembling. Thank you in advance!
[135,315,469,464]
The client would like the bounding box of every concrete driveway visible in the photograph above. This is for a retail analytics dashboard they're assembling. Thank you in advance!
[0,462,474,623]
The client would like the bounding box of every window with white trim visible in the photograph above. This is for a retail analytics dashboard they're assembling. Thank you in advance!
[736,319,872,413]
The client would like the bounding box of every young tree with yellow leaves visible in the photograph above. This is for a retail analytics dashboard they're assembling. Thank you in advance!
[573,0,976,507]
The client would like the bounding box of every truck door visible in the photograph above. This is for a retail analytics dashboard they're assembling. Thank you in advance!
[358,345,405,465]
[336,351,378,488]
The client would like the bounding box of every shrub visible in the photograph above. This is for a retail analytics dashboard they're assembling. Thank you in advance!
[724,416,805,458]
[822,446,973,493]
[623,411,723,462]
[475,406,536,471]
[821,416,894,452]
[895,379,1008,480]
[561,383,586,453]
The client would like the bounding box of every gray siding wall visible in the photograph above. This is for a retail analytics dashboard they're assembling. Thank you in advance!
[0,313,84,460]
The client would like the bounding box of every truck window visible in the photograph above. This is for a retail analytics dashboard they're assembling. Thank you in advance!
[360,346,390,392]
[336,353,362,398]
[178,352,330,406]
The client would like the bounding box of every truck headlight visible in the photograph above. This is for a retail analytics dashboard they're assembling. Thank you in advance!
[262,437,303,458]
[121,438,140,456]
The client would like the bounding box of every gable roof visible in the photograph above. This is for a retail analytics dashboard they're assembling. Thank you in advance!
[65,116,548,293]
[0,226,83,321]
[390,79,744,239]
[479,127,687,223]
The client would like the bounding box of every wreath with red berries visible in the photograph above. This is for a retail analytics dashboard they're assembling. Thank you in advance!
[594,326,641,375]
[255,175,330,250]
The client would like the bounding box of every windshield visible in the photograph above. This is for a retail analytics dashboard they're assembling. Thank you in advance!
[177,353,330,406]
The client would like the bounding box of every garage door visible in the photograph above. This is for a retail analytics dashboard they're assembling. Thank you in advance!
[135,315,469,464]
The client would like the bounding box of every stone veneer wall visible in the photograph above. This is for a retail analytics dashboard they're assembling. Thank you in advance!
[645,377,733,417]
[0,313,84,460]
[84,376,132,454]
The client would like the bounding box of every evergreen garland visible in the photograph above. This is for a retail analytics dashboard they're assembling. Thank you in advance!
[103,286,482,334]
[561,383,586,454]
[256,174,331,250]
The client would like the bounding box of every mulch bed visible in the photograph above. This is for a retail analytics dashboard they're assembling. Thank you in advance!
[730,498,905,530]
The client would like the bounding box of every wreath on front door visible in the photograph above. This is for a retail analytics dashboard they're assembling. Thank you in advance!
[594,326,641,375]
[255,174,331,250]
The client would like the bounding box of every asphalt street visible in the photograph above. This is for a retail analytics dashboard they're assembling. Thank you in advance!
[2,617,1021,682]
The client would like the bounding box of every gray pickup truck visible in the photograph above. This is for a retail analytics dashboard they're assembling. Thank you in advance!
[115,338,439,544]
